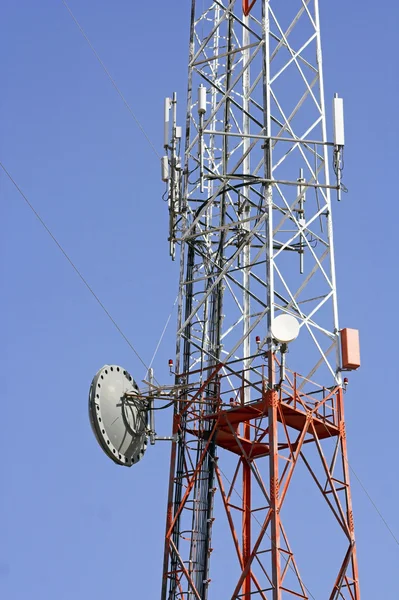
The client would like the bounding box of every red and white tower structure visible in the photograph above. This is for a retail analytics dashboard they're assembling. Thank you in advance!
[161,0,361,598]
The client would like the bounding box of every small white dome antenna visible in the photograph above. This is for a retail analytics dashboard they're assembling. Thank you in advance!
[271,314,300,344]
[270,314,300,384]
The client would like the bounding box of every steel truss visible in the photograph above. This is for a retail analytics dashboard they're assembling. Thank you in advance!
[161,1,360,598]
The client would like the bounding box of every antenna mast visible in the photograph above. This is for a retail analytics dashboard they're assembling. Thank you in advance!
[161,0,360,598]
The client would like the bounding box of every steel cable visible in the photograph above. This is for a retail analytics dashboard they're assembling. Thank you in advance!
[61,0,160,159]
[1,161,150,372]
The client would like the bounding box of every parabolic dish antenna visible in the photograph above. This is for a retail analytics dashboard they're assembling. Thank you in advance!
[88,365,148,467]
[271,314,300,344]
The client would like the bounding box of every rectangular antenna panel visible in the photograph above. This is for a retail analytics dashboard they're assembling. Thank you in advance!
[164,98,170,148]
[161,156,169,182]
[341,328,360,370]
[333,96,345,146]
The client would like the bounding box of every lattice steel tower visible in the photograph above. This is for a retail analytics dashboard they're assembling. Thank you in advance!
[161,1,360,598]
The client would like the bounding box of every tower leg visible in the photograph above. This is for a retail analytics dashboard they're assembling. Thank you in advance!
[268,389,281,600]
[242,421,251,599]
[336,389,361,598]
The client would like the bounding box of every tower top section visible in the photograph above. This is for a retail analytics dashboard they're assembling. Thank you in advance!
[162,0,349,390]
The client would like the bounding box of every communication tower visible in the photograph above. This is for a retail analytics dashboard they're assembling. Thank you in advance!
[89,1,361,598]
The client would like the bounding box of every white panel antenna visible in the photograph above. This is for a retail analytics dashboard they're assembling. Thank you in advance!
[161,156,169,182]
[164,97,171,148]
[333,94,345,147]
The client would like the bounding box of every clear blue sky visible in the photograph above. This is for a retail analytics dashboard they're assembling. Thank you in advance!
[1,1,398,598]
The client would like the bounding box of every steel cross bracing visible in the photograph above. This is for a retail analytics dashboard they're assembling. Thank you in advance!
[162,1,360,599]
